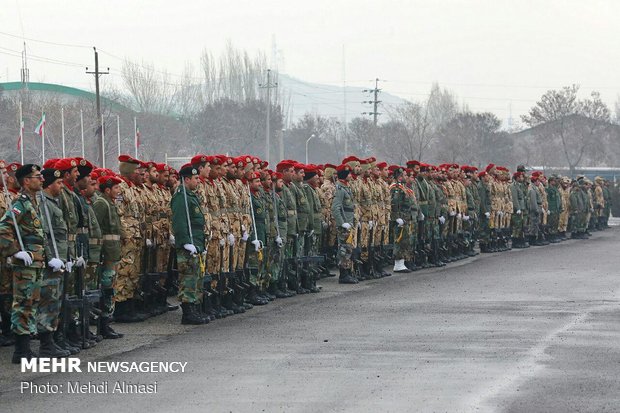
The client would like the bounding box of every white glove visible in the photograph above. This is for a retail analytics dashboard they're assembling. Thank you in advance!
[146,239,153,248]
[251,239,262,252]
[449,210,456,217]
[463,215,470,221]
[242,231,249,241]
[396,218,404,227]
[75,256,86,268]
[342,223,352,230]
[456,213,462,220]
[418,212,425,221]
[169,234,176,245]
[241,225,246,232]
[309,229,315,237]
[48,258,64,272]
[184,244,197,255]
[14,251,32,266]
[227,233,235,246]
[498,211,504,217]
[439,216,446,225]
[322,221,328,229]
[516,209,522,215]
[357,221,362,229]
[368,220,374,230]
[546,209,551,215]
[219,238,226,247]
[275,236,283,248]
[484,212,491,219]
[66,260,73,273]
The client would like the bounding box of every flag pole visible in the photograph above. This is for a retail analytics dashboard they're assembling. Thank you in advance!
[61,107,66,157]
[19,101,24,164]
[80,109,85,158]
[117,115,121,157]
[134,116,138,158]
[41,111,45,165]
[101,114,105,168]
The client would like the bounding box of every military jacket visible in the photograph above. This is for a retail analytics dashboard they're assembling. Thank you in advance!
[93,194,122,261]
[292,182,310,232]
[332,181,355,227]
[0,191,46,267]
[511,182,526,212]
[250,189,267,243]
[282,184,298,236]
[171,185,206,253]
[40,192,68,261]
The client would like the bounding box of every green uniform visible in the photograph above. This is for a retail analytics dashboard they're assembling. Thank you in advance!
[93,193,122,316]
[332,181,355,270]
[510,182,526,239]
[37,192,67,333]
[170,184,206,305]
[247,188,267,286]
[0,192,46,335]
[390,182,415,262]
[546,184,562,237]
[85,193,103,289]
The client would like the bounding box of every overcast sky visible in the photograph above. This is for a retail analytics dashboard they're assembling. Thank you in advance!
[2,0,619,126]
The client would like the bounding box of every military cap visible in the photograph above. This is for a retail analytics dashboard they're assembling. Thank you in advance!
[0,160,5,169]
[248,171,261,180]
[485,163,495,173]
[477,171,487,178]
[272,171,284,180]
[91,168,112,180]
[276,160,295,172]
[42,158,60,169]
[191,154,209,166]
[260,160,269,169]
[54,158,78,172]
[118,154,140,164]
[293,162,305,171]
[513,171,524,179]
[15,164,41,181]
[155,163,170,172]
[336,164,351,180]
[179,164,199,178]
[594,176,604,182]
[98,175,123,189]
[516,164,526,173]
[42,168,62,188]
[303,164,318,180]
[75,157,94,180]
[6,162,21,173]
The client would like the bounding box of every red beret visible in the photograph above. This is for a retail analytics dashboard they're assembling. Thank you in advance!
[376,162,388,169]
[98,175,123,188]
[43,158,60,169]
[118,154,139,164]
[478,171,487,178]
[324,163,337,170]
[336,164,351,172]
[249,171,261,180]
[156,163,170,172]
[406,160,420,167]
[485,163,495,173]
[276,160,295,171]
[54,158,78,171]
[272,171,283,180]
[191,154,209,165]
[293,162,305,170]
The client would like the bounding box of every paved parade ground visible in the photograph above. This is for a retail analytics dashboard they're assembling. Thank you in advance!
[1,227,619,412]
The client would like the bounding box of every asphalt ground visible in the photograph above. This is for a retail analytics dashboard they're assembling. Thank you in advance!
[1,225,619,413]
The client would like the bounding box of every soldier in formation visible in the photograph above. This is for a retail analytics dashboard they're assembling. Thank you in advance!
[0,152,615,363]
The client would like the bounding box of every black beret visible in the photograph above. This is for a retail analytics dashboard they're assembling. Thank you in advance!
[179,165,199,178]
[15,164,41,181]
[42,168,62,188]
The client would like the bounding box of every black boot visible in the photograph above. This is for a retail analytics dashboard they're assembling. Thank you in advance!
[38,331,71,358]
[114,299,149,323]
[54,330,80,355]
[12,334,37,364]
[180,303,207,325]
[222,291,244,314]
[338,268,358,284]
[279,278,296,297]
[270,281,289,299]
[247,285,269,306]
[101,317,124,339]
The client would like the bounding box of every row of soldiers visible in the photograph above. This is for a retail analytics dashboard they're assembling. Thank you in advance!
[0,153,614,363]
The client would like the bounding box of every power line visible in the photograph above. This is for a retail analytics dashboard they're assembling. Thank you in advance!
[362,78,381,126]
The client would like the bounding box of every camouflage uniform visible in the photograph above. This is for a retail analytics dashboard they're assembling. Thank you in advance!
[114,179,142,303]
[0,191,46,335]
[332,180,355,271]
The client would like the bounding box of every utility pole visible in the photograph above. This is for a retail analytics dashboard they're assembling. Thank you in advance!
[362,78,381,126]
[259,69,278,164]
[86,47,109,165]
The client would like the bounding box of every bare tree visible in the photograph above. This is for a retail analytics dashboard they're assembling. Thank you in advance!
[522,85,612,175]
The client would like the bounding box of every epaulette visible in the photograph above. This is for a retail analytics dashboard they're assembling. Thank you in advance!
[20,194,28,200]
